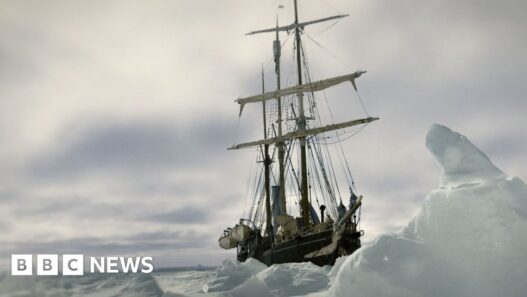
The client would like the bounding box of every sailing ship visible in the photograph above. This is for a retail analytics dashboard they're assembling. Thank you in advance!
[219,0,379,266]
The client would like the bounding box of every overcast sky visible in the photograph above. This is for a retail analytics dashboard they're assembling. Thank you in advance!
[0,0,525,269]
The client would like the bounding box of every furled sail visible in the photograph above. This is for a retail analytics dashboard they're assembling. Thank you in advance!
[236,71,366,116]
[228,116,379,150]
[245,14,349,36]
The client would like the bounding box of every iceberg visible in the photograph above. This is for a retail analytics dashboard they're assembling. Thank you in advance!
[425,124,505,187]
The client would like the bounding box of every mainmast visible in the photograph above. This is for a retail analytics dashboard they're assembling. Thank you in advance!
[293,0,311,227]
[273,16,287,216]
[261,67,273,238]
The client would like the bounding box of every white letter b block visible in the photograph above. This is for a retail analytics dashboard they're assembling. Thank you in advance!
[37,254,58,275]
[11,254,32,275]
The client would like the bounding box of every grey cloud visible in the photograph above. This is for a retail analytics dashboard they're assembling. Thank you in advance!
[0,43,39,88]
[146,207,210,225]
[29,117,241,180]
[481,134,527,159]
[134,182,193,197]
[125,231,190,242]
[12,196,129,220]
[0,231,208,256]
[0,187,18,202]
[0,220,9,233]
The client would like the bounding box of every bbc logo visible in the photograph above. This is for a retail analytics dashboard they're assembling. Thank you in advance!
[12,254,84,276]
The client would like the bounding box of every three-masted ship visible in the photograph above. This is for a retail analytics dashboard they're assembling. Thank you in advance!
[219,0,379,266]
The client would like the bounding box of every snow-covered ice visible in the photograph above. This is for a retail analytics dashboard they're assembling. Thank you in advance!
[425,124,505,187]
[1,124,526,297]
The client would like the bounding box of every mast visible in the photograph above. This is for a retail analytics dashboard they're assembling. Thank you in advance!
[293,0,310,227]
[274,16,287,215]
[261,67,273,238]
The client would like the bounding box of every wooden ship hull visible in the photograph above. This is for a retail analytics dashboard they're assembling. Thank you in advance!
[258,229,361,266]
[227,196,364,266]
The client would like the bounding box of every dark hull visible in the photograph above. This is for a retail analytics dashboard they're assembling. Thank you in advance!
[238,228,362,266]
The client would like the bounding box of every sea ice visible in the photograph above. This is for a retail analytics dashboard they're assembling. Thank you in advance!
[202,258,267,293]
[425,124,505,187]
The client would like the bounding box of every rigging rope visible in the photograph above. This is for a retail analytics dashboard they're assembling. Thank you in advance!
[243,153,257,218]
[355,89,370,117]
[303,32,354,71]
[300,40,347,205]
[303,31,370,119]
